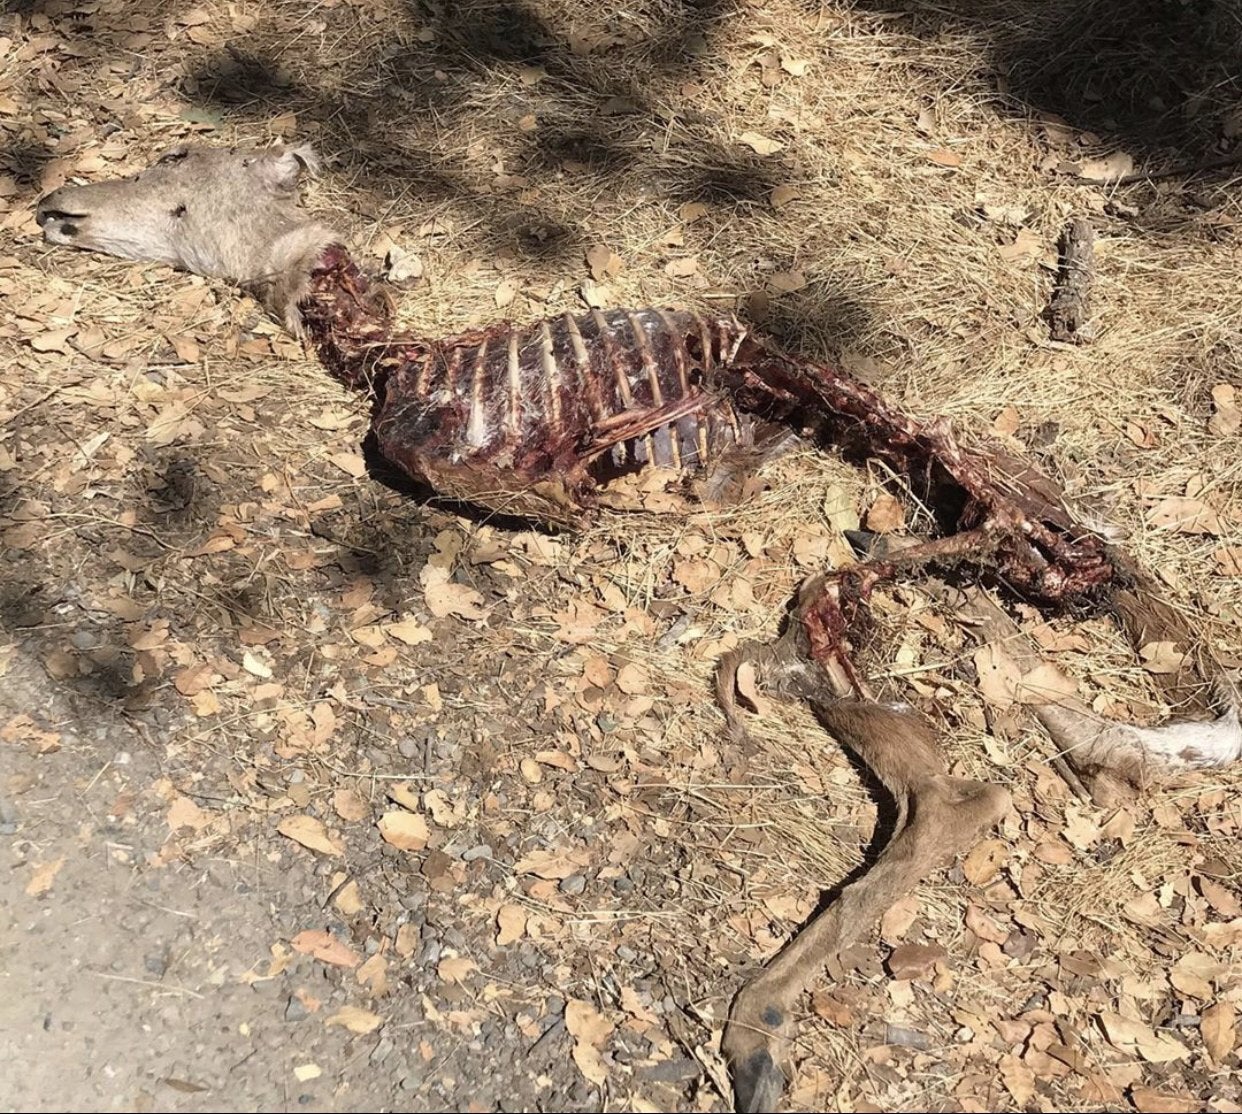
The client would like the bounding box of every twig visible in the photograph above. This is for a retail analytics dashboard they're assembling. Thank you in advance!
[1046,216,1095,344]
[1111,152,1242,186]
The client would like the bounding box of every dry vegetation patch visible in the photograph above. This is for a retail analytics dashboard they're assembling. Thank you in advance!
[2,0,1240,1111]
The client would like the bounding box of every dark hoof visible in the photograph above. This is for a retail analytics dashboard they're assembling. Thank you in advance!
[844,528,881,557]
[733,1048,786,1114]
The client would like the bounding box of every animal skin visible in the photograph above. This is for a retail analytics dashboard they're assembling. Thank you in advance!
[38,143,1241,1113]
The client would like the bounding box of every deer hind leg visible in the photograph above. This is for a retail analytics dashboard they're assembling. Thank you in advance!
[718,572,1009,1112]
[943,581,1242,807]
[721,699,1010,1113]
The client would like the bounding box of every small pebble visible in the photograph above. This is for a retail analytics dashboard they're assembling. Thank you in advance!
[560,873,586,896]
[284,997,308,1022]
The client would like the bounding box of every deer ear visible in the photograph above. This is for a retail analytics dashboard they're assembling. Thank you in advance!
[265,145,320,190]
[288,144,320,177]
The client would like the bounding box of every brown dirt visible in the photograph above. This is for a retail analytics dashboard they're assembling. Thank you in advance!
[2,1,1241,1112]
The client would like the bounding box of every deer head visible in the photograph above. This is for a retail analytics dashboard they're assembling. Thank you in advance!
[37,143,337,331]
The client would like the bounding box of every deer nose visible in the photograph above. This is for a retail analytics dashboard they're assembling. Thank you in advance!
[37,193,84,240]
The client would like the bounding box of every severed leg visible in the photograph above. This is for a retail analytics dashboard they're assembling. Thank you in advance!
[717,571,1010,1113]
[716,543,1237,1109]
[937,583,1241,806]
[722,707,1009,1112]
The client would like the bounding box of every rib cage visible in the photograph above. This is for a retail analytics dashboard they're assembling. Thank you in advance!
[368,305,763,521]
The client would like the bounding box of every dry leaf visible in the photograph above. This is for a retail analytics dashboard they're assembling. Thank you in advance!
[329,451,367,478]
[29,327,75,353]
[739,131,784,156]
[768,271,806,293]
[496,903,527,946]
[146,401,198,447]
[1147,495,1221,535]
[377,810,429,852]
[770,185,800,209]
[974,643,1022,709]
[864,493,904,532]
[1214,546,1242,576]
[1139,641,1188,675]
[880,895,920,941]
[438,954,476,983]
[580,280,611,308]
[614,662,647,695]
[585,244,622,281]
[290,929,361,968]
[420,565,487,620]
[278,815,345,857]
[333,789,368,823]
[1077,151,1134,182]
[565,999,615,1085]
[384,615,433,645]
[514,848,586,879]
[998,228,1042,261]
[242,651,272,679]
[494,278,517,308]
[1099,1012,1189,1062]
[356,953,389,996]
[174,664,214,696]
[1201,1001,1236,1060]
[992,405,1021,436]
[1062,805,1101,851]
[665,256,699,278]
[326,1006,384,1034]
[927,148,962,168]
[999,1053,1035,1105]
[1130,1089,1199,1114]
[166,334,200,363]
[810,990,855,1027]
[1099,807,1135,845]
[962,839,1008,885]
[1208,383,1240,436]
[167,795,212,832]
[26,857,65,896]
[333,879,363,916]
[1199,878,1242,917]
[887,943,947,980]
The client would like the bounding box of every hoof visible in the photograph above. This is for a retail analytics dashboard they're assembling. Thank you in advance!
[733,1048,786,1114]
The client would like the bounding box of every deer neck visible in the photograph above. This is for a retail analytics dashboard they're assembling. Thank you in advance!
[295,243,401,395]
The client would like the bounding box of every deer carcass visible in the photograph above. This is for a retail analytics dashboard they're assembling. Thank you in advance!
[38,143,1240,1112]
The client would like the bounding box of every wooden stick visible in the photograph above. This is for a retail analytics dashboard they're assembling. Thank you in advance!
[1047,216,1095,344]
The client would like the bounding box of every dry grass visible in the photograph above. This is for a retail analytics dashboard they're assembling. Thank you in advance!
[2,0,1241,1109]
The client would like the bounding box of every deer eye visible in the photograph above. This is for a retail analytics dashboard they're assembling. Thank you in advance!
[171,204,187,218]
